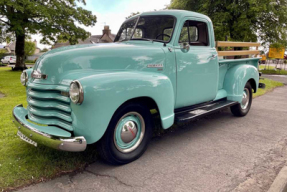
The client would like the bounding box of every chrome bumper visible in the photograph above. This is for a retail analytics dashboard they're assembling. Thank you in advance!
[12,104,87,152]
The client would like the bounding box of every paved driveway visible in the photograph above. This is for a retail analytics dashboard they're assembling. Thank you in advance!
[19,86,287,192]
[262,74,287,85]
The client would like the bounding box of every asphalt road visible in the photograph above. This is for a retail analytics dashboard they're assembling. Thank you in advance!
[18,86,287,192]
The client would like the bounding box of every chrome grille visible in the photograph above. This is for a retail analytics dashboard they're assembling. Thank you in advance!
[26,84,73,131]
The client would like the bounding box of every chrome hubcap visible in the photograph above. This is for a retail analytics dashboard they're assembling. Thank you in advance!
[114,112,145,153]
[121,121,138,143]
[241,88,250,110]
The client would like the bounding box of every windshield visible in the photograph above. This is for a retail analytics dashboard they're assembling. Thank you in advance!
[114,15,176,43]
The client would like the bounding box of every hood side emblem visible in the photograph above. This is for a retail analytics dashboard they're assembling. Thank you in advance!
[31,70,48,79]
[147,64,163,68]
[147,64,164,71]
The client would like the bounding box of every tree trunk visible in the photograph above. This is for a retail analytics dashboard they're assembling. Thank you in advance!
[13,33,27,71]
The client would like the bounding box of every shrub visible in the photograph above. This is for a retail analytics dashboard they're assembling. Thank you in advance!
[25,60,35,63]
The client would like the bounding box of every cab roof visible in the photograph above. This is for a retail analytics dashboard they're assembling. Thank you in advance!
[127,10,211,23]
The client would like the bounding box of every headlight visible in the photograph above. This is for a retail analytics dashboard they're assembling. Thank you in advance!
[69,80,84,104]
[20,71,28,86]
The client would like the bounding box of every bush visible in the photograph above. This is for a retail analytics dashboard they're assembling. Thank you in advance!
[25,60,35,63]
[0,63,7,66]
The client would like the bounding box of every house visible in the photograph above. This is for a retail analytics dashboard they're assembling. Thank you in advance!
[4,40,41,55]
[52,25,116,49]
[26,52,45,61]
[4,42,15,54]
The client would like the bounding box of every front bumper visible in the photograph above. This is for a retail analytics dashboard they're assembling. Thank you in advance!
[12,104,87,152]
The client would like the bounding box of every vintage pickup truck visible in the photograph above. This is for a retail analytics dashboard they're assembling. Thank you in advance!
[13,10,264,164]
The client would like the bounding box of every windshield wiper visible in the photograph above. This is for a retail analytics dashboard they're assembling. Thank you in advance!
[131,38,167,46]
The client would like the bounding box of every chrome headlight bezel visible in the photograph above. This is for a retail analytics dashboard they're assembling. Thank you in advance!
[69,80,84,105]
[20,71,28,86]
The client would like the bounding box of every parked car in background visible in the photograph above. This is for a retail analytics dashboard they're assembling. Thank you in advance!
[1,56,16,65]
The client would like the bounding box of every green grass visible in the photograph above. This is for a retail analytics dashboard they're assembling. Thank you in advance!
[259,65,287,75]
[253,78,284,97]
[0,67,97,191]
[0,67,284,191]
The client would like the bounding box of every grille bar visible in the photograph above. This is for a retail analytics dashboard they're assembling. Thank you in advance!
[28,112,73,131]
[27,89,70,103]
[28,97,71,113]
[28,105,72,122]
[28,82,69,92]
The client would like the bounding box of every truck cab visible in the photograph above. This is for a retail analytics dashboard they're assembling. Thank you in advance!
[13,10,262,164]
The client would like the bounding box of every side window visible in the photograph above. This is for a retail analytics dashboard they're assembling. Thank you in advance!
[120,28,134,40]
[133,28,143,38]
[179,20,209,46]
[163,28,173,41]
[117,18,138,41]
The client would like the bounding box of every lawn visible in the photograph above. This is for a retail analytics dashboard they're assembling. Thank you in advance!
[0,67,284,191]
[0,67,97,191]
[259,65,287,75]
[253,78,284,97]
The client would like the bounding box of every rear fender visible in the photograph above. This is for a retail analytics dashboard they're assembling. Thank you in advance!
[223,64,259,103]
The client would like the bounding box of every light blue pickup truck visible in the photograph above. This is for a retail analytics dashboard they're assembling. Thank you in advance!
[13,10,264,164]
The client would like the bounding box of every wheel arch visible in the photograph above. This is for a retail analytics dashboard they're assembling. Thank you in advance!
[109,96,167,133]
[120,96,160,113]
[248,78,257,93]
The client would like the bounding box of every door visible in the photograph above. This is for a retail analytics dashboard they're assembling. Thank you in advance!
[175,17,219,108]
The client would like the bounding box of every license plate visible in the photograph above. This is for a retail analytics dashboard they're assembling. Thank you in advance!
[17,131,37,147]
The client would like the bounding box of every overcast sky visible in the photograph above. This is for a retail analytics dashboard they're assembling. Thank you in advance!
[31,0,170,49]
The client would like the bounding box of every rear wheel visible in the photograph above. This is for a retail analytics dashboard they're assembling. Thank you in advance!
[230,82,253,117]
[98,102,153,165]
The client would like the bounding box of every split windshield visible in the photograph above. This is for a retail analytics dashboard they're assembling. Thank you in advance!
[114,15,176,43]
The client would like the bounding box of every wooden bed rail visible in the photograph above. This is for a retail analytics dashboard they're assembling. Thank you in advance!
[216,41,260,57]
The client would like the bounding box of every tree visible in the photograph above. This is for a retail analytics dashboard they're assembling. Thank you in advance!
[126,12,141,20]
[0,48,7,59]
[24,41,36,56]
[0,0,97,71]
[169,0,287,47]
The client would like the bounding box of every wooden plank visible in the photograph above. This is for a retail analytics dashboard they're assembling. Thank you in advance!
[218,50,260,56]
[217,41,260,47]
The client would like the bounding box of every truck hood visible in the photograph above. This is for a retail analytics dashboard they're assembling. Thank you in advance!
[32,42,166,85]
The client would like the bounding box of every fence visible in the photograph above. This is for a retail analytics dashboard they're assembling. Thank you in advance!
[261,59,287,71]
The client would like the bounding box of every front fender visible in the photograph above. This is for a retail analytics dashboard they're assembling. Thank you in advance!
[223,64,259,103]
[71,71,175,144]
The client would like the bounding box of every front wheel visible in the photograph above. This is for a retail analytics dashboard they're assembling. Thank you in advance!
[230,82,253,117]
[98,102,153,165]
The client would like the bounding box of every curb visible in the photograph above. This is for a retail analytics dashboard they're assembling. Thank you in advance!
[268,166,287,192]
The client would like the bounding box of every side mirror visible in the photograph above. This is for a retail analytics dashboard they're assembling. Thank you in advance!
[179,42,190,51]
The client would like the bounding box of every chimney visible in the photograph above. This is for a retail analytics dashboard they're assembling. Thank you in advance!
[34,39,37,47]
[103,25,111,35]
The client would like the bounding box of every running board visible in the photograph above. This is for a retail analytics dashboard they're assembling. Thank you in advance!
[175,100,238,123]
